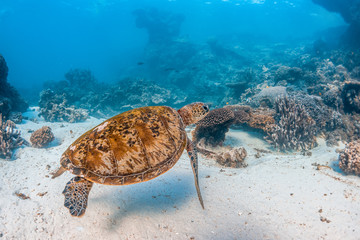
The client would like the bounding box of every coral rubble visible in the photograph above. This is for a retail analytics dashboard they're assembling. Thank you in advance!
[30,126,55,148]
[265,97,317,151]
[0,114,23,159]
[339,140,360,176]
[215,147,247,168]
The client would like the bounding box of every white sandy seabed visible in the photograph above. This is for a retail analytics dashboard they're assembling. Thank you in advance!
[0,108,360,240]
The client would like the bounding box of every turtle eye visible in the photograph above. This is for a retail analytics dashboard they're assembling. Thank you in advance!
[203,105,209,112]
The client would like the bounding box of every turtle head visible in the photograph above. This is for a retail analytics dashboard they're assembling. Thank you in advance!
[178,102,209,126]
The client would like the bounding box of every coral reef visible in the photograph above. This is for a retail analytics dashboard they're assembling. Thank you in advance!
[265,97,317,151]
[247,108,275,132]
[342,81,360,113]
[0,114,24,159]
[339,140,360,176]
[0,55,28,119]
[30,126,55,148]
[274,66,303,84]
[192,108,235,147]
[251,86,287,108]
[39,89,88,123]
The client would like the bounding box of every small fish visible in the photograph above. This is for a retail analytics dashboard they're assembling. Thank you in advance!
[319,92,322,96]
[164,68,176,72]
[137,62,144,65]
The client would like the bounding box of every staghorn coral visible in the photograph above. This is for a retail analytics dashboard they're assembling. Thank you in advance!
[39,89,88,123]
[192,108,235,147]
[266,97,317,151]
[30,126,54,148]
[0,114,24,159]
[339,140,360,176]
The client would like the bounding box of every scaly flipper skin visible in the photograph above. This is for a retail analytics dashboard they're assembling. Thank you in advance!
[63,176,94,217]
[186,137,205,209]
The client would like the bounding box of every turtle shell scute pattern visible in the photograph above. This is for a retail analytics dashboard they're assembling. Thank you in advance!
[61,106,186,185]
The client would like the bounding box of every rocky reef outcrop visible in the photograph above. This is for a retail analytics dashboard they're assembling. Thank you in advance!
[0,55,28,120]
[312,0,360,48]
[133,8,184,44]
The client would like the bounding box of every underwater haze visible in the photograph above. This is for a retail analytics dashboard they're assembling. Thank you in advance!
[3,0,360,239]
[0,0,344,93]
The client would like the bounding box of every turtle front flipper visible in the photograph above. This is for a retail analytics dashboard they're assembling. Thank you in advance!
[62,176,94,217]
[186,138,205,209]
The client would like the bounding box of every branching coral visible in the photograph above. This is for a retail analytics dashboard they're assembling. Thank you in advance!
[30,126,55,148]
[265,97,317,151]
[0,114,23,159]
[39,89,88,123]
[192,108,235,147]
[339,140,360,176]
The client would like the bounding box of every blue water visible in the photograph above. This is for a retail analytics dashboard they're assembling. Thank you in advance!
[0,0,344,93]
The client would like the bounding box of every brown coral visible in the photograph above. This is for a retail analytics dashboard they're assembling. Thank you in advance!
[339,141,360,176]
[192,108,235,147]
[30,126,55,148]
[0,114,23,159]
[224,105,251,125]
[248,108,275,132]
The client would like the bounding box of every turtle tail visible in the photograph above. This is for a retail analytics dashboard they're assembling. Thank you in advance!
[62,176,94,217]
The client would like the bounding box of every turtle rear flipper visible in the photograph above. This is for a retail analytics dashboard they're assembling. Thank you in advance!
[63,176,93,217]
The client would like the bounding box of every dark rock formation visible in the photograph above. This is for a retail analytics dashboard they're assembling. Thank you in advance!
[312,0,360,48]
[0,55,28,119]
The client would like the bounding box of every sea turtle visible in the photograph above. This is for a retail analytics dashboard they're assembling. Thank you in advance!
[52,102,209,217]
